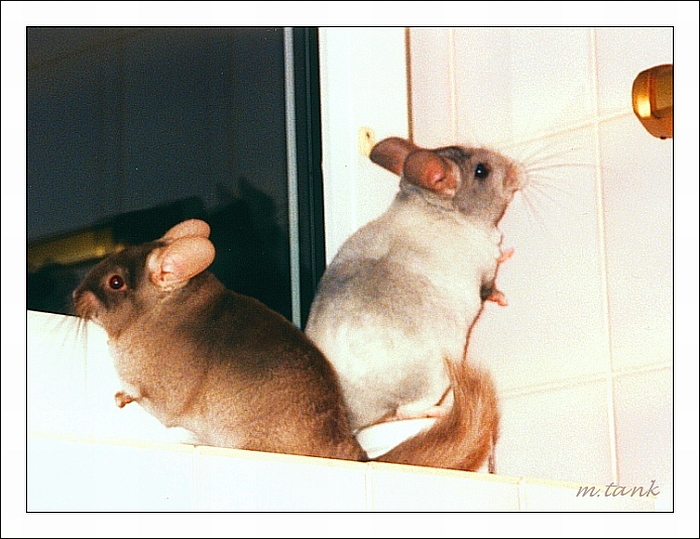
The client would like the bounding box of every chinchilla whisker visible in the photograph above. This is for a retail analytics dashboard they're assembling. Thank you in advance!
[510,142,557,164]
[516,143,585,168]
[527,175,575,197]
[79,318,90,390]
[74,316,86,343]
[64,315,91,392]
[525,182,568,210]
[56,314,78,351]
[518,191,549,236]
[526,162,595,173]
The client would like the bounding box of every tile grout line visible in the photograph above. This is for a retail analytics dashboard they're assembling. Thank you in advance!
[497,110,635,154]
[447,28,458,141]
[588,27,620,485]
[365,464,375,511]
[497,361,672,399]
[192,445,201,511]
[517,477,528,511]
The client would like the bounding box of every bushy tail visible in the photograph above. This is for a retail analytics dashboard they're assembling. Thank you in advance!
[375,361,499,471]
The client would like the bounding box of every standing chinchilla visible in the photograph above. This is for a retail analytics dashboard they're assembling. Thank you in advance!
[305,136,527,471]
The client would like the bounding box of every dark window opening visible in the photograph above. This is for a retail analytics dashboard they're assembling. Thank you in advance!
[27,27,325,327]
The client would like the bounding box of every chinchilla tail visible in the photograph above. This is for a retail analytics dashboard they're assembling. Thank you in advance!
[374,360,499,472]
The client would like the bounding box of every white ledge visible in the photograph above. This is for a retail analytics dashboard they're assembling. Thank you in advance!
[27,310,661,512]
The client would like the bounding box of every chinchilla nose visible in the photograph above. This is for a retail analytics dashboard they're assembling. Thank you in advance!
[505,161,527,191]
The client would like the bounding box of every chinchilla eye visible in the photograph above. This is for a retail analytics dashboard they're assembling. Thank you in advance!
[474,163,489,180]
[108,275,126,290]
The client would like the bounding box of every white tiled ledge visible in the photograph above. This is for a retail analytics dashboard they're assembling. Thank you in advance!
[27,310,664,512]
[28,430,659,512]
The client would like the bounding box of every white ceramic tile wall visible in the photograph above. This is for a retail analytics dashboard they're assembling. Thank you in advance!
[613,367,673,489]
[595,27,673,116]
[415,28,596,148]
[599,114,673,371]
[409,27,672,490]
[494,381,614,485]
[468,127,609,391]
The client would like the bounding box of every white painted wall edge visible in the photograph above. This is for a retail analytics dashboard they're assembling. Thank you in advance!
[318,27,409,262]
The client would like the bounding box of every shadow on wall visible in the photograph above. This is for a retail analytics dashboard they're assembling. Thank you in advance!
[27,178,292,321]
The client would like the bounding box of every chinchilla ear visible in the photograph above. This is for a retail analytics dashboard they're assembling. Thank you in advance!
[369,137,420,176]
[402,149,458,197]
[370,137,457,197]
[161,219,211,242]
[148,236,216,291]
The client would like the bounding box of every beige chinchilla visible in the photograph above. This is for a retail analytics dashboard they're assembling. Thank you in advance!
[73,219,367,462]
